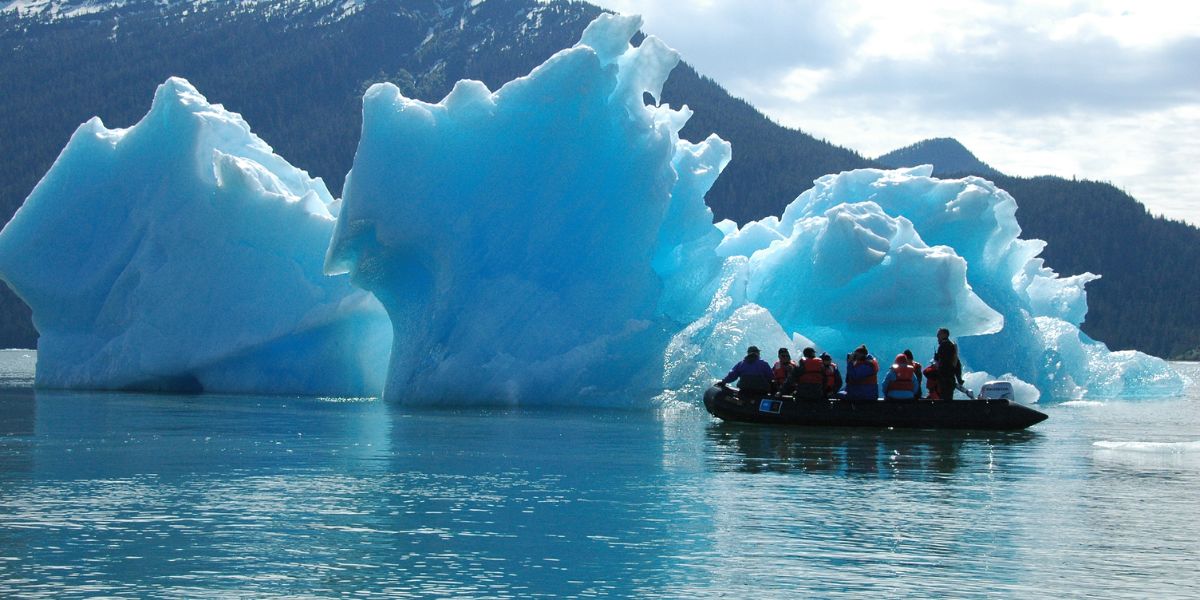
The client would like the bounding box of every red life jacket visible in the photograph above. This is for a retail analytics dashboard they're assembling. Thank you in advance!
[923,364,940,398]
[889,364,915,392]
[824,364,838,389]
[796,357,825,385]
[772,360,794,385]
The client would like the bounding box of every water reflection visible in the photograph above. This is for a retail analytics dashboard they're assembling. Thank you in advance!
[705,422,1040,479]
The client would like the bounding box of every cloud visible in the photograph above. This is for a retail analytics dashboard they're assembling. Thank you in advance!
[810,33,1200,118]
[587,0,1200,225]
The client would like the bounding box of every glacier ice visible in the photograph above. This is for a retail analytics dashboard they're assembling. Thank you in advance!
[0,78,391,395]
[0,14,1184,404]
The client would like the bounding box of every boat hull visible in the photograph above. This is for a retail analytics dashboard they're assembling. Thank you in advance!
[703,386,1048,430]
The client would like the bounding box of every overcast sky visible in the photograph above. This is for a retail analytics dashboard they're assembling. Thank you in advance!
[589,0,1200,225]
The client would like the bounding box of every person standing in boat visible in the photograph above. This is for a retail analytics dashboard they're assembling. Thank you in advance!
[820,352,842,398]
[934,328,964,400]
[903,349,923,399]
[840,345,879,401]
[717,345,773,396]
[882,354,920,401]
[771,347,795,395]
[782,347,826,401]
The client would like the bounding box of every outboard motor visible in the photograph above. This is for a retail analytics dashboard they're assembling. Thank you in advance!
[979,381,1015,401]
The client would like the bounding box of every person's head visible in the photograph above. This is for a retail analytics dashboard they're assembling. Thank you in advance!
[894,353,909,367]
[937,328,950,341]
[802,347,816,359]
[747,346,760,359]
[820,352,832,364]
[855,344,869,358]
[903,349,914,361]
[777,347,791,361]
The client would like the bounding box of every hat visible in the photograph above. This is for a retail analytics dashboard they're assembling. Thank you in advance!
[802,347,816,358]
[819,352,832,361]
[747,346,761,355]
[855,344,869,355]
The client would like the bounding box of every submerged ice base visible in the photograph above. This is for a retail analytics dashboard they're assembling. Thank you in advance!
[0,14,1183,403]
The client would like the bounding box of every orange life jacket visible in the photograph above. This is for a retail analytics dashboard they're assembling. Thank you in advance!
[795,357,825,385]
[889,364,915,392]
[772,360,794,385]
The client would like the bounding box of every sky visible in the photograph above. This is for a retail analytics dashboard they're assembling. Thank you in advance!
[589,0,1200,225]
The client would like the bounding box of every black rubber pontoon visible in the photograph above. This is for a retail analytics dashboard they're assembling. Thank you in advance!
[704,385,1048,431]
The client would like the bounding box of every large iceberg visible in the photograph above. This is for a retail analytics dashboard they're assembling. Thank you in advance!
[0,78,391,395]
[0,14,1183,404]
[329,13,1182,404]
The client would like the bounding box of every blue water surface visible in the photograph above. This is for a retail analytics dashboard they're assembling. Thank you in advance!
[1,350,1198,598]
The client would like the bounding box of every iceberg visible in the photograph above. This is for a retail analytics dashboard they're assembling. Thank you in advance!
[329,13,1182,403]
[0,14,1183,403]
[0,78,391,395]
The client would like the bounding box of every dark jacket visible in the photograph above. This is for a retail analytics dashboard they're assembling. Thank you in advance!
[721,358,773,386]
[935,339,963,383]
[843,356,879,400]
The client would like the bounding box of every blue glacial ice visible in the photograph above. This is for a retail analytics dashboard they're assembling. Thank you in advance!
[0,14,1184,403]
[0,78,391,395]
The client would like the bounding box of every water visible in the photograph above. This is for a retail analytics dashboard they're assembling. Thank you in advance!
[1,350,1197,598]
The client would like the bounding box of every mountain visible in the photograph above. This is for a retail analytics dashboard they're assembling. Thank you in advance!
[1,0,1197,359]
[877,138,1200,359]
[876,138,1000,178]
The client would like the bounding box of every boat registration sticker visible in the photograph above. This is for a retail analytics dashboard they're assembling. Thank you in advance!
[759,399,783,414]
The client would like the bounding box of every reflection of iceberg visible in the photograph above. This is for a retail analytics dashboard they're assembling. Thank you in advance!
[0,14,1183,403]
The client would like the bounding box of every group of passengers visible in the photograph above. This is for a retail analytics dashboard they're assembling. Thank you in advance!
[717,328,965,401]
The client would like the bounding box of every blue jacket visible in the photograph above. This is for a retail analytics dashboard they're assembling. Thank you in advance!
[843,356,879,400]
[720,358,773,385]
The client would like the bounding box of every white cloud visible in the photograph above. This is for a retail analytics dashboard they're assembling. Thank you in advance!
[589,0,1200,225]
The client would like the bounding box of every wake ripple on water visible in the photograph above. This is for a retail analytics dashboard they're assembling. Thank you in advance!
[1093,440,1200,452]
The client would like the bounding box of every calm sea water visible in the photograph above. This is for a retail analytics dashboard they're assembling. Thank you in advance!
[1,350,1197,598]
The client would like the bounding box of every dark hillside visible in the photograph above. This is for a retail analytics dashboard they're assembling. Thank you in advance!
[659,63,874,223]
[877,137,1000,178]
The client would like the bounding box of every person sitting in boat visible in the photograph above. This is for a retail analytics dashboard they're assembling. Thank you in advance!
[771,347,795,395]
[820,352,842,398]
[923,360,941,399]
[717,345,773,396]
[903,349,923,399]
[882,354,920,401]
[839,345,879,401]
[782,347,826,401]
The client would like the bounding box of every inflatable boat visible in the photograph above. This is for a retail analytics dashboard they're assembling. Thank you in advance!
[703,384,1048,430]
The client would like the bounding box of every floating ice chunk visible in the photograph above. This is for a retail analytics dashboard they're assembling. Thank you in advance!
[0,78,391,395]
